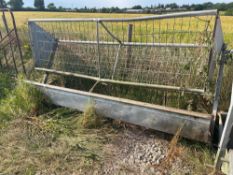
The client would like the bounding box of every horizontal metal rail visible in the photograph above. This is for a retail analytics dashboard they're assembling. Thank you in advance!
[35,67,205,94]
[28,10,218,23]
[59,39,208,48]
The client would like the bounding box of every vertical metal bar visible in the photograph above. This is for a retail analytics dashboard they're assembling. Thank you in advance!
[9,10,27,75]
[163,91,167,106]
[96,20,101,78]
[2,11,18,74]
[0,54,2,68]
[210,45,226,142]
[127,24,133,58]
[125,24,133,72]
[111,44,121,79]
[212,45,226,117]
[42,40,58,83]
[214,83,233,169]
[0,20,2,68]
[208,12,219,81]
[0,30,9,66]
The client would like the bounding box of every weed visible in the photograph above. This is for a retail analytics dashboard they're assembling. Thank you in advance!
[0,72,14,99]
[180,140,216,175]
[77,101,105,129]
[0,74,45,121]
[152,125,184,174]
[0,108,113,174]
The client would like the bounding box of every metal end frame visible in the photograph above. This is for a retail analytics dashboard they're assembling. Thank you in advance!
[214,83,233,170]
[0,8,26,75]
[27,10,226,143]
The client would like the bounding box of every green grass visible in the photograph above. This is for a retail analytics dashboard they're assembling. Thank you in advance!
[0,107,116,174]
[0,72,13,99]
[0,74,218,174]
[179,140,216,174]
[0,75,46,122]
[0,77,111,174]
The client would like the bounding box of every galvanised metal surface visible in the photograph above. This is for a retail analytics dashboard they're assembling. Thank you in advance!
[27,80,212,143]
[28,10,218,22]
[215,83,233,169]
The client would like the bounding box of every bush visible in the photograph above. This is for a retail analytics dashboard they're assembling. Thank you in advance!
[225,9,233,16]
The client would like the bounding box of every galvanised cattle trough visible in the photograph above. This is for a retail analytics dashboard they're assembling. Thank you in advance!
[27,10,225,143]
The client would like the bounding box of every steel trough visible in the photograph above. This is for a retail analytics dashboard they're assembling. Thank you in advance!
[27,81,212,143]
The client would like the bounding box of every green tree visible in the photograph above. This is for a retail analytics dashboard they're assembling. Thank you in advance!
[34,0,45,10]
[165,3,179,9]
[132,5,142,9]
[225,9,233,16]
[8,0,24,10]
[0,0,7,8]
[47,3,56,11]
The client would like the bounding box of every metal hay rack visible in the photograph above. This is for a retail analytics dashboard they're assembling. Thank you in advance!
[1,8,233,173]
[26,10,227,144]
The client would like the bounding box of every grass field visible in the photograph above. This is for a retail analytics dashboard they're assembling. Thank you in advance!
[9,11,233,48]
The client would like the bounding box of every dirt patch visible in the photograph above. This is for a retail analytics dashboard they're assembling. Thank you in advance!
[0,108,215,175]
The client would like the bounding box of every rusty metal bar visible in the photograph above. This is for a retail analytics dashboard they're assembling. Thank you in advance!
[0,29,15,45]
[2,11,18,74]
[0,35,16,49]
[9,9,27,75]
[0,31,8,66]
[99,21,122,44]
[0,9,26,75]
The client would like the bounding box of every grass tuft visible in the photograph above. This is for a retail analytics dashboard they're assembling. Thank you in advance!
[78,102,104,129]
[152,125,184,173]
[0,74,45,121]
[0,72,13,99]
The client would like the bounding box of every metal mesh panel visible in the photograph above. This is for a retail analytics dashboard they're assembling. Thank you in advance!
[28,10,222,92]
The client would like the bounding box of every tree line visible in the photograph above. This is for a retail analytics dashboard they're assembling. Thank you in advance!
[0,0,233,15]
